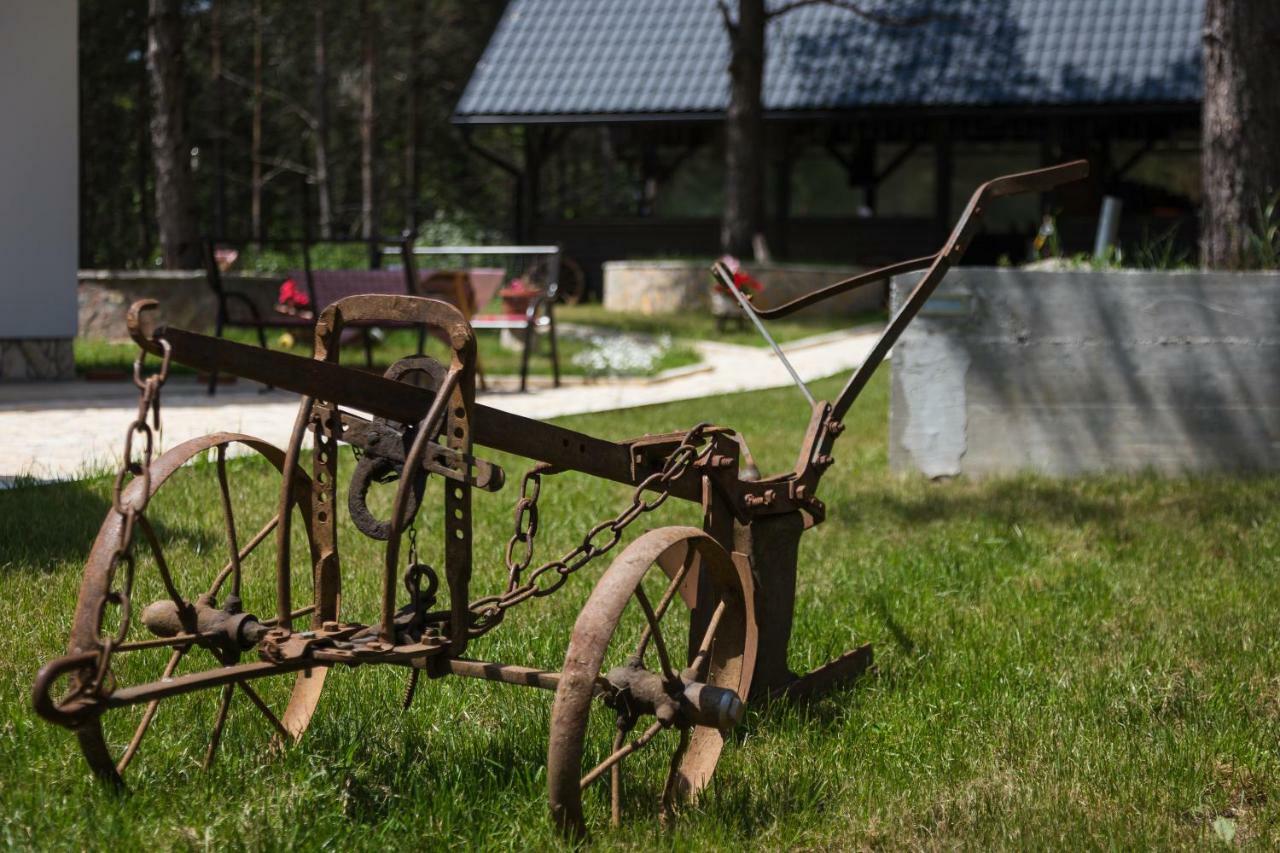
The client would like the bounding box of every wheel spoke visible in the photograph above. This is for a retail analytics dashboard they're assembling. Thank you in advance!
[115,646,187,774]
[208,513,279,599]
[135,514,186,609]
[215,445,243,598]
[633,586,676,682]
[633,556,694,664]
[609,723,628,827]
[688,600,728,680]
[260,604,315,628]
[660,726,692,822]
[237,681,291,742]
[580,719,666,790]
[202,684,235,770]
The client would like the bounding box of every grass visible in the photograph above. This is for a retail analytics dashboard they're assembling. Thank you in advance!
[557,303,881,348]
[4,371,1280,848]
[75,326,700,382]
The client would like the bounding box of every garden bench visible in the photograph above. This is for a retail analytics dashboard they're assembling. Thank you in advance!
[206,238,560,394]
[400,245,562,393]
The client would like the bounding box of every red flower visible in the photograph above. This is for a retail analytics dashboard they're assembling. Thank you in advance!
[277,278,310,308]
[732,269,764,293]
[713,255,764,296]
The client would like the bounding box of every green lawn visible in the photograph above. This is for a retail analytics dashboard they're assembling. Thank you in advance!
[4,372,1280,848]
[557,302,882,347]
[75,325,700,382]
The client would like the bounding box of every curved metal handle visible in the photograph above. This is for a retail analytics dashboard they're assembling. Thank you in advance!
[716,160,1090,323]
[32,651,101,729]
[981,159,1090,199]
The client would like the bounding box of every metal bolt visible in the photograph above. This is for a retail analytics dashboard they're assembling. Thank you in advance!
[828,421,846,437]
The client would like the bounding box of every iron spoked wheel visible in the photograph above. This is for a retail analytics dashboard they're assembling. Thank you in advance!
[63,432,327,786]
[547,527,757,837]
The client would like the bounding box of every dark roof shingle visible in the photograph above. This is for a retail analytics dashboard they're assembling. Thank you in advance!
[455,0,1203,121]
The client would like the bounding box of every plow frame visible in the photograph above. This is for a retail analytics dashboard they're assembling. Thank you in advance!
[32,160,1088,835]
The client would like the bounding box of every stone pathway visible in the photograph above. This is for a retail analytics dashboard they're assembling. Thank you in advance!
[0,325,880,482]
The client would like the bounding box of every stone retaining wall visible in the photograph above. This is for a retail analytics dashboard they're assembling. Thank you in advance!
[602,260,884,317]
[889,268,1280,478]
[78,270,281,340]
[0,339,74,380]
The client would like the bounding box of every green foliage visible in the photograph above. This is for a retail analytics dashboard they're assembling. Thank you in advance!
[4,373,1280,847]
[1130,223,1193,271]
[1028,223,1193,272]
[79,0,515,268]
[1245,191,1280,270]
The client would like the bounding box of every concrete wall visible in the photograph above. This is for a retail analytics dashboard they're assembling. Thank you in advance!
[0,3,77,379]
[889,269,1280,478]
[603,260,885,318]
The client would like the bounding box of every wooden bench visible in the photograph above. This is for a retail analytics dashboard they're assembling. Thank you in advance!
[205,238,560,394]
[402,247,562,393]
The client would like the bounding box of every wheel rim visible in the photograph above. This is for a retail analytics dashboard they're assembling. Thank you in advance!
[546,526,757,837]
[64,432,326,785]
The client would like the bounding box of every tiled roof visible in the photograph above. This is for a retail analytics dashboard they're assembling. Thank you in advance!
[455,0,1203,121]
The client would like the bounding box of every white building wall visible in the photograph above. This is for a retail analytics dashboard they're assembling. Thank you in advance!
[0,2,77,364]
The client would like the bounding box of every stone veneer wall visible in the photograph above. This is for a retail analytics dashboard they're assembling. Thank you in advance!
[0,338,75,380]
[79,270,282,340]
[602,261,884,317]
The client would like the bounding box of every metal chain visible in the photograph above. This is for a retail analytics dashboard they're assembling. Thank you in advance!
[467,423,711,638]
[89,340,172,695]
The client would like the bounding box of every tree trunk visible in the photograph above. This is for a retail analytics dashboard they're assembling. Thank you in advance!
[146,0,201,269]
[360,0,379,244]
[1201,0,1280,269]
[250,0,264,244]
[210,0,226,240]
[721,0,767,258]
[404,1,424,235]
[136,53,152,260]
[313,3,333,239]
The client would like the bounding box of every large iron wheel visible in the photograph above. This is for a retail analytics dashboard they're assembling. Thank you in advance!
[546,527,757,837]
[63,432,327,786]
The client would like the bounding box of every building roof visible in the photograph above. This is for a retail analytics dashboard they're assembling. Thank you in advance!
[455,0,1203,123]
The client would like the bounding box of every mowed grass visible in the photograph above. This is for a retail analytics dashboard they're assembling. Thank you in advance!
[3,372,1280,849]
[556,302,883,347]
[75,325,700,381]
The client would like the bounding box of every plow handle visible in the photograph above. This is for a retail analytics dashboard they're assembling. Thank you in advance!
[718,159,1089,324]
[827,160,1090,422]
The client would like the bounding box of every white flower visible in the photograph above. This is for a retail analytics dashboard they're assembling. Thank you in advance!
[570,332,672,376]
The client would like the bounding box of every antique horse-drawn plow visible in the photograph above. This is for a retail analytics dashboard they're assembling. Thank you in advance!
[33,162,1086,836]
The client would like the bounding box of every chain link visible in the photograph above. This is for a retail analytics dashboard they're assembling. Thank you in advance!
[468,423,711,637]
[87,340,171,696]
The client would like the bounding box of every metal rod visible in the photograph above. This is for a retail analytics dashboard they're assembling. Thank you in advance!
[720,269,816,407]
[443,658,563,691]
[580,719,666,789]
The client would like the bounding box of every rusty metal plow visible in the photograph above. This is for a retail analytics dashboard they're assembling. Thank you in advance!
[32,162,1086,838]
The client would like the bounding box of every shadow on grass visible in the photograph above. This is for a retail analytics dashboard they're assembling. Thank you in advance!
[0,479,111,572]
[831,474,1280,534]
